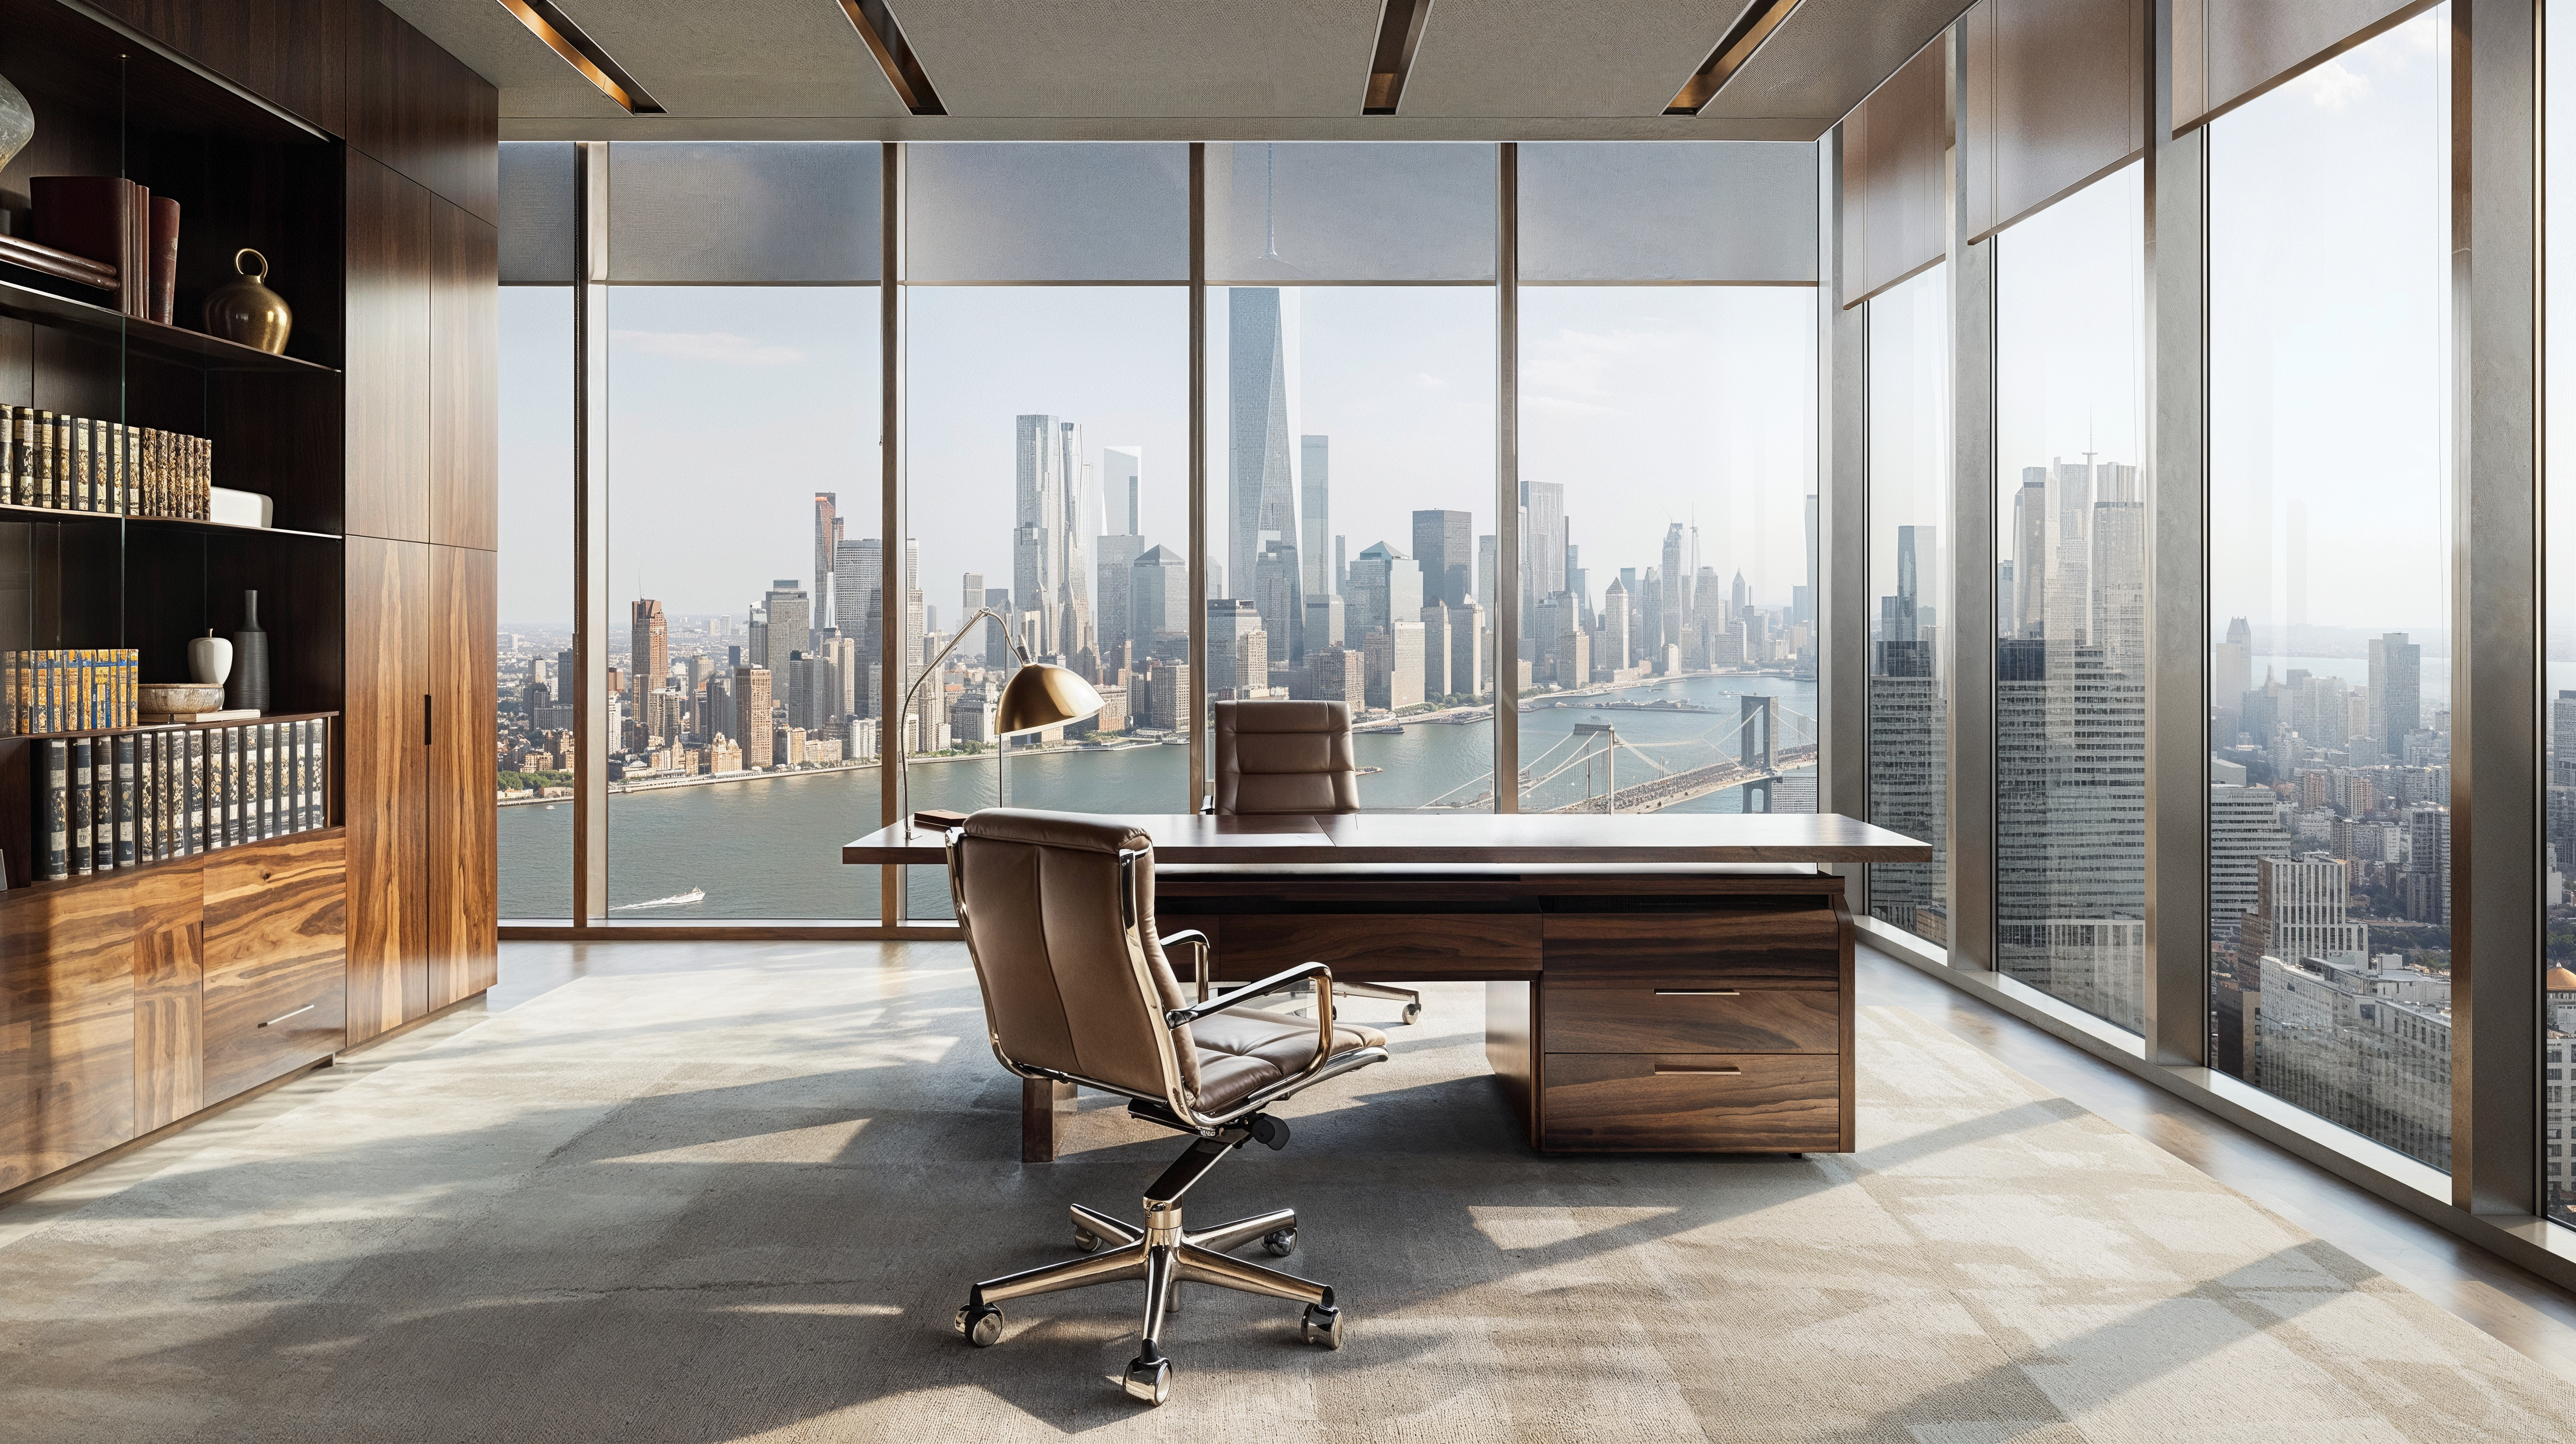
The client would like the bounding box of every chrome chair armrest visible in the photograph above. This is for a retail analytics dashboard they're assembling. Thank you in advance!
[1158,928,1213,1003]
[1164,961,1331,1029]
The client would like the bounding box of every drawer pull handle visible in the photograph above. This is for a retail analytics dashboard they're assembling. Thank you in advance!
[1655,989,1740,996]
[259,1004,315,1029]
[1654,1064,1743,1075]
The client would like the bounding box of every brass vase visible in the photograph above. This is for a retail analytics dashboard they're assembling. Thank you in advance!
[204,247,291,353]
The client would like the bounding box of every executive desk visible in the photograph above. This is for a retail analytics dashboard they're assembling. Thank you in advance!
[844,813,1931,1161]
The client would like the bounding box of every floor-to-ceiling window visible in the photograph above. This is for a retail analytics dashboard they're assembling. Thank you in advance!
[2543,0,2576,1229]
[1992,165,2147,1031]
[599,144,884,922]
[902,143,1189,915]
[1867,263,1951,939]
[1202,144,1498,810]
[1518,143,1820,817]
[2206,11,2453,1170]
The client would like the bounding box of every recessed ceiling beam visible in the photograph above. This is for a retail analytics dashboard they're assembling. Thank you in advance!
[1363,0,1435,115]
[1666,0,1803,115]
[497,0,665,115]
[840,0,947,117]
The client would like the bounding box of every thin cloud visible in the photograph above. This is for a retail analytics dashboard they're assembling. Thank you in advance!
[612,329,805,366]
[2293,61,2371,112]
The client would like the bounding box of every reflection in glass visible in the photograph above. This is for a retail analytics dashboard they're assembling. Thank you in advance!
[1518,286,1819,815]
[1993,167,2147,1030]
[2206,12,2452,1169]
[602,286,882,921]
[1867,265,1951,939]
[496,285,575,920]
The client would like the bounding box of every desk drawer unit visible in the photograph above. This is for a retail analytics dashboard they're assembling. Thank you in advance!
[1533,904,1853,1153]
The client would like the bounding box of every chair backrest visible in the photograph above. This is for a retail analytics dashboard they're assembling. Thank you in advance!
[1211,699,1361,816]
[947,808,1200,1104]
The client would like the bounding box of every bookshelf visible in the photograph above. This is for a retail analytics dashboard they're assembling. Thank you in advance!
[0,0,497,1196]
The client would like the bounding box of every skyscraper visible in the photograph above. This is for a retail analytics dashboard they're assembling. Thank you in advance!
[1229,289,1303,652]
[1132,545,1191,641]
[1518,480,1566,636]
[2369,632,2422,745]
[835,539,882,716]
[813,492,840,632]
[1301,435,1331,598]
[734,666,774,767]
[2089,465,2146,678]
[1601,576,1632,675]
[1347,542,1422,639]
[2013,469,2047,638]
[1103,445,1143,534]
[1421,602,1452,698]
[1414,509,1472,608]
[2214,615,2254,742]
[1660,525,1689,655]
[1208,598,1267,698]
[761,581,809,682]
[1014,415,1065,653]
[629,599,667,692]
[1095,536,1146,659]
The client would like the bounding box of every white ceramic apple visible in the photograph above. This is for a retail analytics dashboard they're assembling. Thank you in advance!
[188,630,233,686]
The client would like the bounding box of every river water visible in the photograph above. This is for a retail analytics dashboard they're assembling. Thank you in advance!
[498,670,1819,920]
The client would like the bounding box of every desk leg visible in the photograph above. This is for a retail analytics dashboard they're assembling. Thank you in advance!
[1022,1079,1076,1162]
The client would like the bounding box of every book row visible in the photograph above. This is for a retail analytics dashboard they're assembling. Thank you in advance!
[2,649,139,734]
[0,404,212,518]
[32,718,330,881]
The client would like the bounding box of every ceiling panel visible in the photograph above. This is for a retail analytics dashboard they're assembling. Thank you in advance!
[897,0,1383,118]
[1699,0,1974,121]
[1399,0,1750,118]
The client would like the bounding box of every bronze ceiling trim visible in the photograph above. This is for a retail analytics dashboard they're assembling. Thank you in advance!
[839,0,947,116]
[497,0,665,115]
[1665,0,1804,115]
[1363,0,1435,115]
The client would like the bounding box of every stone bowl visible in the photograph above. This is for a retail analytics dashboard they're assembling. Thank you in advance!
[141,683,227,715]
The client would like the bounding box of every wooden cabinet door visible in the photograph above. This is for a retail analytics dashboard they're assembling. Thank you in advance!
[345,536,429,1045]
[429,200,498,551]
[132,861,207,1134]
[427,545,497,1009]
[0,880,137,1190]
[203,833,349,1102]
[345,150,432,545]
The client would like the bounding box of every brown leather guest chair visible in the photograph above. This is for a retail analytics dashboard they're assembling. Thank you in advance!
[1208,699,1421,1024]
[941,808,1390,1406]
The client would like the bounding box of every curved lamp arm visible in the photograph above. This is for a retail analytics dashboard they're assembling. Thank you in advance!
[894,605,1030,829]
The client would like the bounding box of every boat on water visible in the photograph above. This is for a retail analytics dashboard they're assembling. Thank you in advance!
[613,888,705,911]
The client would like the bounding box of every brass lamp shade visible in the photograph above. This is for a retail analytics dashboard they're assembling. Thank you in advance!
[997,661,1103,736]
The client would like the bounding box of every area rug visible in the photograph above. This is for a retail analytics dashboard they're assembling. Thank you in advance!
[0,948,2566,1442]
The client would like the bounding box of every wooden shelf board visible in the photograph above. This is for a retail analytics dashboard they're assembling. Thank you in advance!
[0,275,338,376]
[2,710,341,744]
[6,825,347,901]
[0,503,340,541]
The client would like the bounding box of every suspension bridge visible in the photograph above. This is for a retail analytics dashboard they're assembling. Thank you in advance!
[1412,693,1821,814]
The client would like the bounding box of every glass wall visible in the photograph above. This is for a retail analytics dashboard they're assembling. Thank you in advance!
[1991,166,2147,1030]
[2205,11,2453,1169]
[496,285,575,920]
[1203,144,1498,811]
[1517,142,1821,818]
[2544,0,2576,1230]
[1867,264,1951,939]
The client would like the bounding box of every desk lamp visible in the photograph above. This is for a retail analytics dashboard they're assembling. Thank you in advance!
[896,607,1103,828]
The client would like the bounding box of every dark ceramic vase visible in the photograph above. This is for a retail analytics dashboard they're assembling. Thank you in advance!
[230,589,269,713]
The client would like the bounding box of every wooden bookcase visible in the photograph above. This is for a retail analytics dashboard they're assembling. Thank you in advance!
[0,0,497,1195]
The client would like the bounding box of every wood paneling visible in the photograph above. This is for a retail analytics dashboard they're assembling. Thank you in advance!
[345,150,432,544]
[131,861,206,1133]
[1840,35,1950,309]
[0,878,137,1190]
[344,537,427,1044]
[2173,0,2425,134]
[1484,979,1535,1144]
[1961,0,2147,242]
[1540,1053,1842,1152]
[1540,909,1844,989]
[1542,986,1841,1055]
[87,0,350,136]
[347,0,500,224]
[430,203,499,551]
[1198,912,1540,981]
[203,832,347,1101]
[427,544,496,1010]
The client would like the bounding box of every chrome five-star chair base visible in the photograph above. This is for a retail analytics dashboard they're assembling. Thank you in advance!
[952,1107,1344,1406]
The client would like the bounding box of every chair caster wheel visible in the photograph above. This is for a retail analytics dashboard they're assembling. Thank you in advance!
[1301,1302,1343,1349]
[1401,1002,1422,1025]
[1118,1354,1172,1405]
[1263,1226,1297,1257]
[1073,1227,1104,1254]
[954,1302,1004,1348]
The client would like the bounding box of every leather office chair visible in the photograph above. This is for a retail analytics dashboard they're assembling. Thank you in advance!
[1208,698,1421,1025]
[942,808,1391,1406]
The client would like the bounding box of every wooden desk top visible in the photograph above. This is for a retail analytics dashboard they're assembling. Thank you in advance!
[841,811,1932,866]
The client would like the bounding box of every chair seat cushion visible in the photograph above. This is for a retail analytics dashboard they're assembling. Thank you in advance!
[1185,1007,1387,1113]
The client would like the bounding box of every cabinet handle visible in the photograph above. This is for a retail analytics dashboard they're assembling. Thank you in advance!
[424,694,434,747]
[1654,989,1740,996]
[259,1003,315,1029]
[1653,1064,1742,1075]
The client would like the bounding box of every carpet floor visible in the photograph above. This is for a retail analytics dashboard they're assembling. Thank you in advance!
[0,949,2570,1442]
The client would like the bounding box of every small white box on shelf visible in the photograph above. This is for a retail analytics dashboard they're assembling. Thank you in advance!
[208,487,271,528]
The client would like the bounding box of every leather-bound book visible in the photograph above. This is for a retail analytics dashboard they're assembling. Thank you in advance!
[148,196,179,325]
[29,177,146,317]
